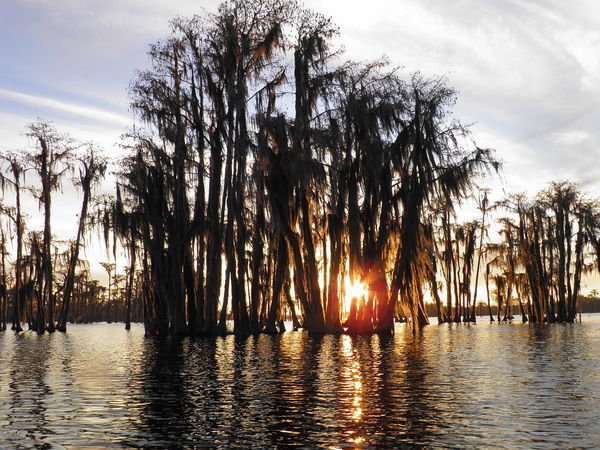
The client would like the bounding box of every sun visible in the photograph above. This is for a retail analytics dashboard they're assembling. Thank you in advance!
[343,277,368,314]
[346,281,368,300]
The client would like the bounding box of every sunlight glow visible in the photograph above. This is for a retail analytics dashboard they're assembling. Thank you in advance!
[341,336,366,446]
[343,278,368,313]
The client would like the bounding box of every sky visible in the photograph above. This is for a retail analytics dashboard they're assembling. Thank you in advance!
[1,0,600,284]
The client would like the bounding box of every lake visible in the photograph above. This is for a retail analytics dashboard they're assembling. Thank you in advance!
[1,316,600,448]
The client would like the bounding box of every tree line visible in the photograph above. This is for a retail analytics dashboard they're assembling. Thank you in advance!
[0,0,598,336]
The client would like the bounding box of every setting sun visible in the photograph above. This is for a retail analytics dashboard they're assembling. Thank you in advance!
[345,280,368,300]
[343,278,368,313]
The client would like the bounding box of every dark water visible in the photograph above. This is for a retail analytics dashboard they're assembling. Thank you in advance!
[1,317,600,448]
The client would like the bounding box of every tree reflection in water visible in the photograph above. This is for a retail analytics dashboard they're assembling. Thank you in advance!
[136,338,193,446]
[7,334,52,444]
[1,322,600,447]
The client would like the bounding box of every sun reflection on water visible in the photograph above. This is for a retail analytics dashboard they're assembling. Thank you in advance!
[342,336,366,447]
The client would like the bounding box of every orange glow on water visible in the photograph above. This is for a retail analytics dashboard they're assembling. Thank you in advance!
[342,337,366,447]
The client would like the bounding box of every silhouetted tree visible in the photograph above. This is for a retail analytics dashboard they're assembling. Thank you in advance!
[56,145,106,331]
[26,121,73,333]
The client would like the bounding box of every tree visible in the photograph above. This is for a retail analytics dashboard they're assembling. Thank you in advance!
[0,152,28,332]
[56,145,106,331]
[382,76,498,332]
[471,189,490,321]
[26,121,73,333]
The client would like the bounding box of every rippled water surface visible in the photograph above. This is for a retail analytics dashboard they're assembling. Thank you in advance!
[1,317,600,448]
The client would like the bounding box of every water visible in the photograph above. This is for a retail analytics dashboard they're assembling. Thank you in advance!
[1,317,600,448]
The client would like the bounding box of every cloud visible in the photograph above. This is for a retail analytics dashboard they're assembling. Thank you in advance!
[303,0,600,196]
[551,130,590,146]
[2,0,600,195]
[0,0,221,113]
[0,88,129,127]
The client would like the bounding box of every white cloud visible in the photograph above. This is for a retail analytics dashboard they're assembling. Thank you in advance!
[0,89,129,127]
[305,0,600,196]
[551,130,590,146]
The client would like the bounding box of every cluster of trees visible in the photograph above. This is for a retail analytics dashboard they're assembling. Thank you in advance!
[432,181,600,325]
[485,182,600,323]
[0,122,110,333]
[1,0,598,336]
[108,0,497,336]
[0,128,148,333]
[579,291,600,313]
